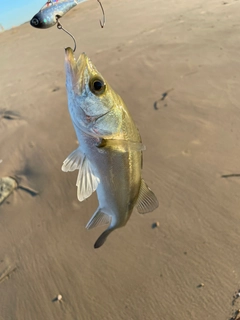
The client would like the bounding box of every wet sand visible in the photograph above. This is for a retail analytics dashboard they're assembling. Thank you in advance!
[1,0,240,319]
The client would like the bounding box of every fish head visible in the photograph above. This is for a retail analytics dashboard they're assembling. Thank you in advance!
[65,47,123,137]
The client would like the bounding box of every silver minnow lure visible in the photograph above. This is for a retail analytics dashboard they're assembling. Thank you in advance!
[62,48,159,249]
[30,0,86,29]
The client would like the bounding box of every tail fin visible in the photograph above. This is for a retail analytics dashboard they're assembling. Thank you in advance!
[94,229,113,249]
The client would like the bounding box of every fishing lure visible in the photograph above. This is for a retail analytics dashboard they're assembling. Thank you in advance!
[30,0,105,52]
[30,0,83,29]
[30,0,105,29]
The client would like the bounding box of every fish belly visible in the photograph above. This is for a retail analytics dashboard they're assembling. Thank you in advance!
[79,131,142,226]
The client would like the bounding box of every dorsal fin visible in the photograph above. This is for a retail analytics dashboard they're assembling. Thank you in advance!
[85,208,111,229]
[61,147,100,201]
[136,179,159,214]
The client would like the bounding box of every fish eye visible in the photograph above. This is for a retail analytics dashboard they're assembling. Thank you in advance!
[31,18,39,26]
[90,78,106,95]
[94,80,103,91]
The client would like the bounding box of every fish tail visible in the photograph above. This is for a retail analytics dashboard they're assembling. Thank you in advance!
[94,229,114,249]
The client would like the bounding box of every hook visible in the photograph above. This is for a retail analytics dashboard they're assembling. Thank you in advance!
[97,0,105,28]
[56,18,77,52]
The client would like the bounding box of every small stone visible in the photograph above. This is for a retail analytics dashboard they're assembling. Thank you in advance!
[57,294,62,301]
[152,221,160,228]
[198,283,204,288]
[52,87,60,92]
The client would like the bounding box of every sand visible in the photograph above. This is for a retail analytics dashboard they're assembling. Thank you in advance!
[1,0,240,319]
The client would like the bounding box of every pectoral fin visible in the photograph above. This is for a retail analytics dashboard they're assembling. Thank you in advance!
[136,179,159,214]
[61,147,100,202]
[61,147,83,172]
[97,139,146,152]
[86,208,111,229]
[76,157,100,201]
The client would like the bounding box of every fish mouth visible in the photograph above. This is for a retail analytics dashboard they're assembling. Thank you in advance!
[65,47,78,72]
[65,47,98,94]
[65,47,76,64]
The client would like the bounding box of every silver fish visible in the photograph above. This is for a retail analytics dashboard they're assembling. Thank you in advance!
[62,47,159,248]
[30,0,86,29]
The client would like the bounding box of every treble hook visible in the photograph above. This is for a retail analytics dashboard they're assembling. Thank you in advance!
[97,0,106,28]
[56,18,77,52]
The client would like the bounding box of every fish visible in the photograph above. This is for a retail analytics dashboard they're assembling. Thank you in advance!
[62,47,159,248]
[30,0,87,29]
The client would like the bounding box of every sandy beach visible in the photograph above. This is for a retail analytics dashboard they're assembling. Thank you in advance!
[1,0,240,319]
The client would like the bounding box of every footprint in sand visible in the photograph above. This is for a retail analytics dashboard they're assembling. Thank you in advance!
[0,257,17,284]
[0,177,18,204]
[0,109,21,120]
[154,88,174,110]
[0,175,39,205]
[182,140,201,156]
[182,149,191,156]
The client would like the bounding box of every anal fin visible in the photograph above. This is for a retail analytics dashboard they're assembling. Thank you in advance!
[136,179,159,214]
[86,208,111,229]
